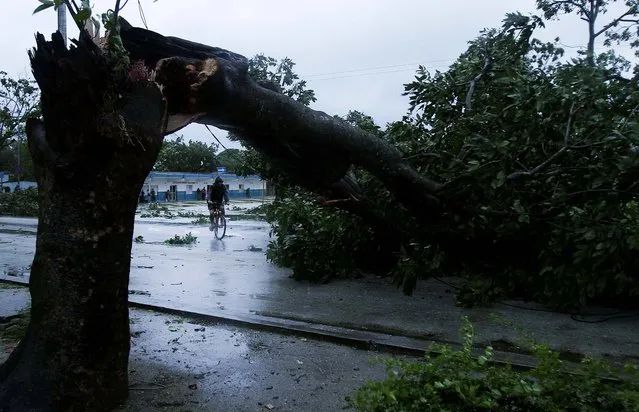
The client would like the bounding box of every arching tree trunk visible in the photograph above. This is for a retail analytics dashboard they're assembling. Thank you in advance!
[0,32,165,411]
[119,21,445,221]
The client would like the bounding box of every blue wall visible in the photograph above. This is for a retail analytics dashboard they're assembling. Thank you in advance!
[149,189,265,202]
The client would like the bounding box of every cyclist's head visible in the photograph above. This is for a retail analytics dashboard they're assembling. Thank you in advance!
[215,176,223,184]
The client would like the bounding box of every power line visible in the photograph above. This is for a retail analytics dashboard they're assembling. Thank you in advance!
[558,41,635,49]
[306,64,452,81]
[301,58,456,79]
[205,125,227,150]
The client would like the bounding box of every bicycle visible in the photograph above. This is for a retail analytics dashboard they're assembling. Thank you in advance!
[208,201,227,240]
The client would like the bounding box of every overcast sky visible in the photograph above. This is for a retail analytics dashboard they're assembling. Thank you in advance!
[2,0,635,152]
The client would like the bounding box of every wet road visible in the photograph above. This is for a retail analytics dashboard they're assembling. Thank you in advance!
[0,286,398,412]
[1,202,639,361]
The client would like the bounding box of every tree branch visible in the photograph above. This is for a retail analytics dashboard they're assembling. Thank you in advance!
[403,151,441,160]
[594,8,637,37]
[465,54,491,111]
[62,0,79,22]
[552,0,591,17]
[507,102,577,181]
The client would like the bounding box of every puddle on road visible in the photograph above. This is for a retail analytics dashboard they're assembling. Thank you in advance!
[209,240,227,252]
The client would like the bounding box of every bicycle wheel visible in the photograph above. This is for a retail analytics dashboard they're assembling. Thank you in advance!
[213,215,219,237]
[209,212,216,232]
[215,216,226,240]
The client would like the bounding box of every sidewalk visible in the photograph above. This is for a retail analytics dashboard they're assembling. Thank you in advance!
[1,213,638,367]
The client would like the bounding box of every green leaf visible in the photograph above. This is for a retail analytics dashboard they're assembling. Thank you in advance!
[74,8,91,23]
[33,1,54,14]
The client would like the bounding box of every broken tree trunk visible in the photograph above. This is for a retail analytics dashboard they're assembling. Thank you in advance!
[0,32,165,411]
[119,21,445,221]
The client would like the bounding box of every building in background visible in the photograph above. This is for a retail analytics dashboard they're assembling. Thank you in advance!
[142,171,268,201]
[0,172,37,192]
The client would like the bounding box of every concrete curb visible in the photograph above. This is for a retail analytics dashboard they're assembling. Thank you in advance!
[0,277,545,371]
[127,300,553,371]
[8,277,632,381]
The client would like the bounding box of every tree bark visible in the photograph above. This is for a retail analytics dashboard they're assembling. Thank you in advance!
[0,32,165,411]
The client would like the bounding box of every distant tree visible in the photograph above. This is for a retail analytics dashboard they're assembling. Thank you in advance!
[247,54,316,106]
[0,72,40,153]
[341,110,383,136]
[215,148,243,172]
[153,135,218,173]
[0,140,36,181]
[536,0,639,67]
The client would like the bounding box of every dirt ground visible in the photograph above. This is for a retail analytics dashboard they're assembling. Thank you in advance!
[0,285,411,412]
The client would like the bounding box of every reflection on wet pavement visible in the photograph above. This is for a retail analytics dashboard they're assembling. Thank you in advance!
[209,239,226,252]
[120,308,393,412]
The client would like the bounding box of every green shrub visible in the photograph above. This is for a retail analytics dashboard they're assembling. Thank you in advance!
[352,318,639,411]
[262,14,639,309]
[0,187,39,217]
[163,232,197,245]
[0,309,30,342]
[191,215,210,225]
[265,190,375,282]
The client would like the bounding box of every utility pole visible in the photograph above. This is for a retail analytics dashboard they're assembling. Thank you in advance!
[58,3,68,47]
[16,139,21,189]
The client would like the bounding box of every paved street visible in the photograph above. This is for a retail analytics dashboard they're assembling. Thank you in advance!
[1,201,638,362]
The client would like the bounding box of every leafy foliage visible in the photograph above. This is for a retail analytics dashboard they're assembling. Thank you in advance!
[0,140,36,182]
[0,72,40,153]
[215,148,243,173]
[264,4,639,309]
[394,10,639,308]
[164,232,198,245]
[265,189,376,282]
[352,317,639,411]
[535,0,639,66]
[153,135,218,173]
[0,187,39,217]
[247,54,316,106]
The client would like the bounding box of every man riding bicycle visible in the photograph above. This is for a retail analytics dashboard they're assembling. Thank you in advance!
[208,176,229,229]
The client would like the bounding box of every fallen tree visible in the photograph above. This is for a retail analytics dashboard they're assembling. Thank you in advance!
[119,20,445,215]
[259,9,639,308]
[2,0,639,408]
[0,13,456,411]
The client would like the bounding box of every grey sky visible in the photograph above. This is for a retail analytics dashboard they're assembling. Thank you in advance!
[2,1,635,152]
